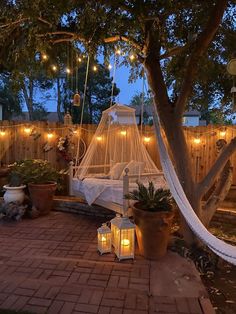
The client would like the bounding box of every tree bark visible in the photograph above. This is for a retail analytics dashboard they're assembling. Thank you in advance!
[21,78,34,121]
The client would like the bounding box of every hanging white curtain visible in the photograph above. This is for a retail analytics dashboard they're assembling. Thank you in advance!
[153,108,236,265]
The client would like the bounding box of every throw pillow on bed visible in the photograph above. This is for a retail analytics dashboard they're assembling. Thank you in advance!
[109,162,128,180]
[120,160,145,179]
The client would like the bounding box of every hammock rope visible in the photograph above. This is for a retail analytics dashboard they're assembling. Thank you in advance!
[151,99,236,265]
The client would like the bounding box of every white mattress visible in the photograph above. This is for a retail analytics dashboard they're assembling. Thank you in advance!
[72,176,167,207]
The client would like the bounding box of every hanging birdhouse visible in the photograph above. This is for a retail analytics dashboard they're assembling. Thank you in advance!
[73,93,81,107]
[111,216,135,260]
[97,223,112,254]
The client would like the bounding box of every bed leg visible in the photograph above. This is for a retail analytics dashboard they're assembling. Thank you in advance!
[123,168,129,217]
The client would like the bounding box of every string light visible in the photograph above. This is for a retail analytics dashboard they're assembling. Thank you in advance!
[120,130,127,136]
[52,65,57,72]
[0,129,6,136]
[108,64,112,70]
[115,49,121,55]
[93,65,98,72]
[129,54,135,61]
[42,54,48,61]
[193,136,201,144]
[24,127,31,134]
[96,136,102,141]
[77,57,82,63]
[66,68,71,74]
[47,131,54,139]
[143,136,151,143]
[219,128,227,137]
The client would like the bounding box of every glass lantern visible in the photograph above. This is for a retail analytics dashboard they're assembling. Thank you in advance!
[111,217,135,260]
[111,214,122,247]
[97,223,112,254]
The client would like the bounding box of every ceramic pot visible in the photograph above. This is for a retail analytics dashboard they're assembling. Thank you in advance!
[3,185,26,204]
[28,182,57,216]
[132,203,174,260]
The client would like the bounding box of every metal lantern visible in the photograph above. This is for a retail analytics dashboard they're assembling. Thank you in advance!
[111,214,122,247]
[73,92,81,107]
[111,217,135,260]
[97,223,112,254]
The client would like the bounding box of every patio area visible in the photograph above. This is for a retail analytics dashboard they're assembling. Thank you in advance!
[0,211,215,314]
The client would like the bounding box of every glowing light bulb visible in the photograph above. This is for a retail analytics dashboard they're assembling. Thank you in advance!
[42,54,48,61]
[129,54,135,61]
[24,127,31,134]
[72,129,78,135]
[219,131,226,137]
[93,65,97,72]
[0,130,6,136]
[193,137,201,144]
[144,136,151,143]
[52,65,57,71]
[66,68,71,74]
[96,136,102,141]
[47,132,53,139]
[108,64,112,70]
[120,130,127,136]
[78,57,82,62]
[115,49,121,55]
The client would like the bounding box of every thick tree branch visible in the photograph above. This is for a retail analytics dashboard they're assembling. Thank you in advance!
[0,18,28,29]
[175,0,228,116]
[104,35,142,51]
[198,137,236,198]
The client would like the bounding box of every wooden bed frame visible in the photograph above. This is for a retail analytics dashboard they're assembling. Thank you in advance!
[68,162,164,215]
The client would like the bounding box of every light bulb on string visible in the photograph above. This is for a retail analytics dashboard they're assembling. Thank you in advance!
[108,64,112,70]
[93,65,98,72]
[115,49,121,55]
[51,65,57,72]
[120,130,127,136]
[47,130,54,139]
[24,126,31,134]
[0,129,6,136]
[77,57,82,63]
[193,136,201,144]
[143,136,151,143]
[66,67,71,74]
[129,54,135,61]
[219,127,227,137]
[96,136,102,141]
[42,53,48,61]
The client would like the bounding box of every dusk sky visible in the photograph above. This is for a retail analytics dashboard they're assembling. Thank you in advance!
[26,64,143,112]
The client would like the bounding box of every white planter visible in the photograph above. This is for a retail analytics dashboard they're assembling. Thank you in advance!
[3,185,26,204]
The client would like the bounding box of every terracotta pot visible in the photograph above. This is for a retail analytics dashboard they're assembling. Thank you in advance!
[28,182,57,216]
[132,203,174,260]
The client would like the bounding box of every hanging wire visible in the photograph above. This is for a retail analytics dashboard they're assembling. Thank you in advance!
[110,55,117,107]
[75,55,90,166]
[140,68,145,136]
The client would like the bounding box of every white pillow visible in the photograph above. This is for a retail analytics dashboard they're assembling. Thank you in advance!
[120,160,145,179]
[109,162,128,180]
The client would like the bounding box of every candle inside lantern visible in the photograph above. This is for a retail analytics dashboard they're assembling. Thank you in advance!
[121,238,130,255]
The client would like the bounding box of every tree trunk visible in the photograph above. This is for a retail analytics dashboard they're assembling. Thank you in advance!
[21,78,34,121]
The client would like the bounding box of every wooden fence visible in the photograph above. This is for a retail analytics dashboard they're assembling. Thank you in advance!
[1,121,236,184]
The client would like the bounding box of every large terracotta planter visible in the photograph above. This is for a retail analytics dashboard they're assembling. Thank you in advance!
[28,182,57,216]
[132,203,174,260]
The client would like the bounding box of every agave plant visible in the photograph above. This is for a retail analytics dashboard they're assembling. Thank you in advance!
[125,181,173,212]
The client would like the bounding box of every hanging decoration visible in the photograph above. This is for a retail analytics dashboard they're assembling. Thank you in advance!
[57,136,72,162]
[73,92,81,107]
[64,111,72,125]
[73,52,81,107]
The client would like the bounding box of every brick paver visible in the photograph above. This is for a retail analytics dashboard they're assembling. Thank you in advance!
[0,211,214,314]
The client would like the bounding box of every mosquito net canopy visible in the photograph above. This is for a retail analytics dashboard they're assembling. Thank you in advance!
[76,104,160,179]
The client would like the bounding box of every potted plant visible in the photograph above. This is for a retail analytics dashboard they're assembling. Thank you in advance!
[3,171,26,204]
[8,159,62,215]
[125,181,175,260]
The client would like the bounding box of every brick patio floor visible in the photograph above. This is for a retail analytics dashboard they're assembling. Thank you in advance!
[0,211,215,314]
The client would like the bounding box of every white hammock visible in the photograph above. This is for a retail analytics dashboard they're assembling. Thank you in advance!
[154,110,236,265]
